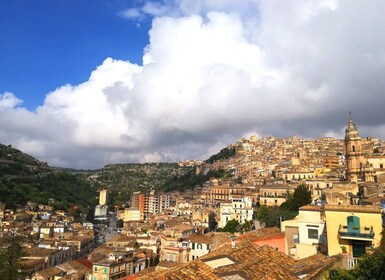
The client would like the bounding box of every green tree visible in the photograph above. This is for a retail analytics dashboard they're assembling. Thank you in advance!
[116,219,124,228]
[242,220,254,232]
[0,233,25,280]
[281,184,312,211]
[222,219,240,233]
[208,212,218,231]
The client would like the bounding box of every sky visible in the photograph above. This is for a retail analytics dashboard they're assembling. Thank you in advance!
[1,0,385,168]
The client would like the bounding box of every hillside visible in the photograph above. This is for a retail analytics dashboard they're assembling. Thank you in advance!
[0,144,97,217]
[0,143,234,212]
[88,163,193,205]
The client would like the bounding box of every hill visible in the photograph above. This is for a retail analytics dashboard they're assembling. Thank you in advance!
[88,163,193,205]
[0,144,97,217]
[0,143,234,213]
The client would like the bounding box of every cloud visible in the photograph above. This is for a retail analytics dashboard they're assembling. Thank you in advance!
[2,0,385,168]
[117,8,145,20]
[0,92,23,109]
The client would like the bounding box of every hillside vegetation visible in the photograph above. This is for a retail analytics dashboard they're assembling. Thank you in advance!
[0,143,236,212]
[0,144,97,217]
[89,163,192,205]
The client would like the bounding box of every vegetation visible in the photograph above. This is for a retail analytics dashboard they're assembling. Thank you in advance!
[90,163,191,205]
[162,168,233,192]
[116,219,124,228]
[0,144,97,219]
[0,233,26,280]
[217,219,240,233]
[205,147,236,163]
[257,184,312,228]
[0,143,235,213]
[217,219,254,233]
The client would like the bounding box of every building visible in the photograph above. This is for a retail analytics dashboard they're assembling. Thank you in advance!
[219,197,253,227]
[259,184,296,206]
[281,205,326,259]
[345,113,376,182]
[160,235,191,263]
[324,204,383,268]
[92,252,134,280]
[99,189,108,206]
[124,209,142,222]
[94,205,108,221]
[188,232,230,260]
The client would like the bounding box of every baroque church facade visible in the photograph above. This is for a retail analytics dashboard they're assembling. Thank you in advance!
[345,113,385,183]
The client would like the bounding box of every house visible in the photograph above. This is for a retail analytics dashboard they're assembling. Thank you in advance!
[188,232,230,260]
[281,205,326,259]
[137,241,339,279]
[324,204,383,269]
[237,227,286,253]
[159,235,191,263]
[259,184,296,206]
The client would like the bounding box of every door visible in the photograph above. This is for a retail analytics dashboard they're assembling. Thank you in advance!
[352,241,366,258]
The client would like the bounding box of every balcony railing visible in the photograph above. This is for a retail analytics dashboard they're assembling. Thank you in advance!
[346,257,359,269]
[338,225,374,240]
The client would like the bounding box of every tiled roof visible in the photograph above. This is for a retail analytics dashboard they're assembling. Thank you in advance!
[187,232,229,246]
[202,241,296,279]
[325,204,382,214]
[237,228,284,242]
[136,259,220,280]
[35,266,63,278]
[292,253,338,279]
[299,205,323,212]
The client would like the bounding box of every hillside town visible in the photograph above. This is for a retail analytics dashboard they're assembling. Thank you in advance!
[1,114,385,280]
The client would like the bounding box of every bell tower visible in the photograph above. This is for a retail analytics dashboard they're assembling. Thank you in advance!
[345,112,364,182]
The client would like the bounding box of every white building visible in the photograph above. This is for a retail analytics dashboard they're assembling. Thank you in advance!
[219,197,253,228]
[94,204,108,220]
[281,205,326,259]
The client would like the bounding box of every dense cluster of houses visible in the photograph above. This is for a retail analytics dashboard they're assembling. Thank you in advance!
[1,114,384,279]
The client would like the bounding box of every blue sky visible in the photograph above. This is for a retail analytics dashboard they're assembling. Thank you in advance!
[1,0,385,168]
[0,0,151,110]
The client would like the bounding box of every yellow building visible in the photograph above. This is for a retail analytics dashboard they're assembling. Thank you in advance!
[124,208,143,222]
[324,205,383,267]
[99,189,108,206]
[259,184,296,206]
[92,252,135,280]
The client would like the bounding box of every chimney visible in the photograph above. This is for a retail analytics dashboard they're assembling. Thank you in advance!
[230,236,237,249]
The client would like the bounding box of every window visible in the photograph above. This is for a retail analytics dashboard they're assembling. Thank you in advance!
[103,268,107,274]
[192,243,195,249]
[352,145,355,152]
[308,228,318,239]
[94,267,98,272]
[380,164,383,169]
[347,216,360,233]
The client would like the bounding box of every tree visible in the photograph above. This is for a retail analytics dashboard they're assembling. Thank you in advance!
[222,220,240,233]
[242,220,254,232]
[116,219,124,228]
[208,212,217,231]
[281,184,312,211]
[0,233,25,280]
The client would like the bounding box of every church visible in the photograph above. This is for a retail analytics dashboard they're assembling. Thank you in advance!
[345,113,385,183]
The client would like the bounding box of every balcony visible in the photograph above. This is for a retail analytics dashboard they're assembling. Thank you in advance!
[346,257,359,269]
[338,225,374,241]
